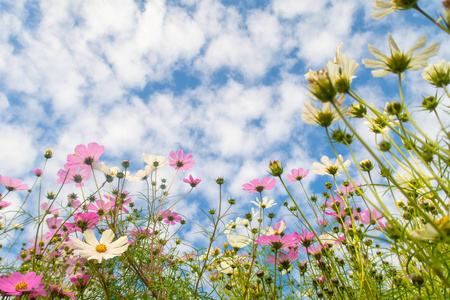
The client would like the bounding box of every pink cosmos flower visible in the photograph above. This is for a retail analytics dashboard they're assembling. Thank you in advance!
[65,212,101,232]
[66,142,105,169]
[41,202,59,216]
[0,271,45,296]
[0,200,12,209]
[183,175,201,187]
[294,229,316,248]
[336,181,361,195]
[168,149,195,171]
[0,175,29,191]
[56,165,76,185]
[318,219,330,227]
[87,198,112,217]
[303,244,326,259]
[267,249,298,269]
[33,169,42,177]
[70,275,91,290]
[360,208,387,229]
[242,177,276,193]
[160,210,182,225]
[255,233,297,251]
[286,168,309,182]
[48,285,76,299]
[46,217,63,230]
[129,227,154,245]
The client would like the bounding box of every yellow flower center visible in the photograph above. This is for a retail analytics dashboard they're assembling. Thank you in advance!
[95,244,107,253]
[15,281,28,291]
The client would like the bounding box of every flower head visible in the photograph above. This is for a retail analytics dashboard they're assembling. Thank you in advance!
[251,196,277,209]
[362,34,439,78]
[255,233,297,251]
[0,271,45,296]
[71,229,128,263]
[183,175,201,187]
[0,175,29,191]
[286,167,309,182]
[267,249,298,270]
[33,169,42,177]
[142,153,168,169]
[242,177,276,193]
[66,142,105,169]
[160,209,182,225]
[227,234,251,250]
[312,155,351,177]
[422,59,450,87]
[301,96,347,128]
[168,149,195,171]
[262,219,286,236]
[371,0,418,20]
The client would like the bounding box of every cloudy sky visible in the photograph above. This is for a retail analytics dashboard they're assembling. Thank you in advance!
[1,0,449,247]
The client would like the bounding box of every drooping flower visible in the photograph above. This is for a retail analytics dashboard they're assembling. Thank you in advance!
[0,271,45,296]
[66,142,105,170]
[286,167,309,182]
[0,175,29,191]
[312,155,351,177]
[71,229,128,263]
[422,59,450,87]
[168,149,195,171]
[301,96,347,128]
[371,0,418,20]
[251,196,277,209]
[362,34,439,78]
[183,175,201,187]
[242,177,276,193]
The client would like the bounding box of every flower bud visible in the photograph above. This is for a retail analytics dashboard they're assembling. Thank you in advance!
[378,141,391,152]
[411,273,424,287]
[385,101,403,115]
[359,159,374,172]
[121,160,130,168]
[268,160,283,176]
[44,150,53,159]
[421,95,439,111]
[215,177,225,185]
[227,198,236,205]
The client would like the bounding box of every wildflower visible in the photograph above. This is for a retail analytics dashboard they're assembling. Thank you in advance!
[56,165,76,185]
[72,229,128,263]
[362,34,439,78]
[66,142,105,169]
[312,155,351,177]
[70,275,91,290]
[295,229,316,248]
[183,175,201,187]
[0,175,29,191]
[48,285,76,299]
[286,167,309,182]
[40,202,59,216]
[360,209,385,226]
[262,219,286,236]
[251,196,277,209]
[242,177,276,193]
[160,210,182,225]
[371,0,418,20]
[142,153,168,169]
[301,96,347,128]
[227,234,251,250]
[127,165,155,182]
[44,149,53,159]
[359,159,374,172]
[268,160,284,176]
[304,245,326,259]
[267,249,298,270]
[0,271,46,296]
[168,149,195,171]
[255,233,297,251]
[65,212,101,232]
[33,169,42,177]
[0,200,12,209]
[422,59,450,87]
[93,162,122,177]
[329,43,359,94]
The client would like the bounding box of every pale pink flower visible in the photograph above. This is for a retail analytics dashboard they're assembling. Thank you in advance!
[360,208,386,228]
[255,233,297,250]
[33,169,42,177]
[0,175,28,191]
[242,177,276,193]
[286,168,309,182]
[294,229,316,248]
[40,202,59,216]
[183,175,201,187]
[161,210,182,225]
[168,149,195,171]
[66,142,105,169]
[0,200,12,209]
[56,165,75,185]
[65,212,101,232]
[267,249,298,269]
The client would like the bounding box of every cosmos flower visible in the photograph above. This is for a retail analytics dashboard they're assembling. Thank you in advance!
[127,165,155,182]
[142,153,168,169]
[183,175,201,187]
[168,149,195,171]
[362,34,439,78]
[0,271,45,296]
[226,234,251,250]
[255,233,297,251]
[312,155,351,177]
[262,219,287,236]
[371,0,418,20]
[286,167,309,182]
[267,249,298,270]
[251,196,277,209]
[0,175,29,191]
[301,96,347,128]
[66,142,105,169]
[242,177,276,193]
[422,59,450,87]
[160,210,182,225]
[72,229,128,263]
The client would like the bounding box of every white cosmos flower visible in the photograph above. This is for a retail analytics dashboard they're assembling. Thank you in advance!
[410,223,439,240]
[312,155,351,177]
[72,229,128,263]
[362,34,439,79]
[301,96,347,128]
[142,153,168,169]
[224,218,244,235]
[127,165,155,182]
[422,59,450,87]
[251,196,277,209]
[93,162,129,179]
[227,234,251,250]
[371,0,418,20]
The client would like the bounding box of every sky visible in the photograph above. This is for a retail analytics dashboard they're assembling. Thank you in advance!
[1,0,449,251]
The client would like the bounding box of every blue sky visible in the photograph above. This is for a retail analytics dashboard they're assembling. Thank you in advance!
[1,0,449,251]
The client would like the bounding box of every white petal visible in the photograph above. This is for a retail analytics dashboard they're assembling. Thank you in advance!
[100,230,115,245]
[83,230,99,246]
